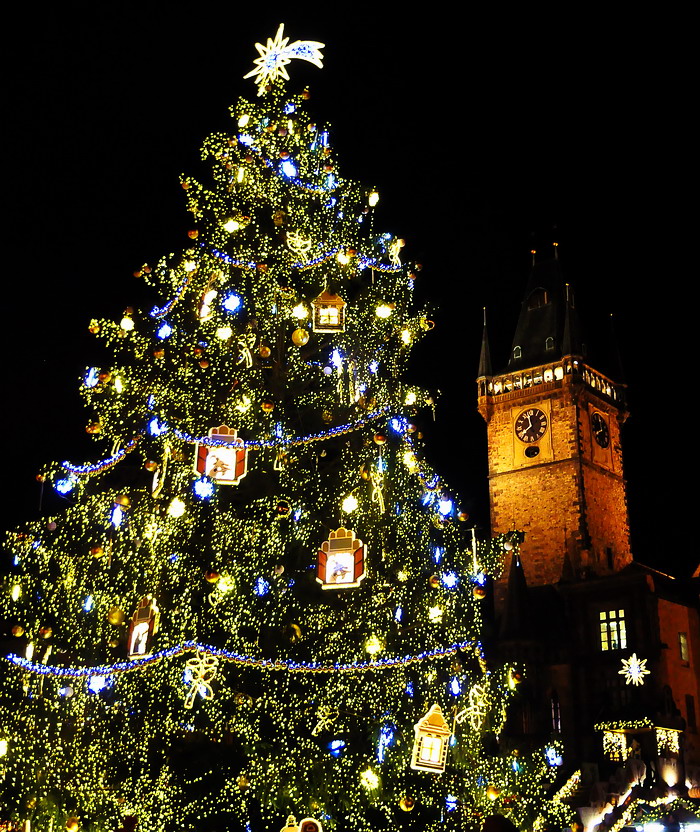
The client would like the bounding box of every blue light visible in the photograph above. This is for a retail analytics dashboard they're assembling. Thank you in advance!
[254,577,270,597]
[238,134,254,146]
[433,547,443,564]
[441,572,459,589]
[326,174,336,189]
[475,571,487,586]
[280,160,297,178]
[13,555,19,566]
[394,607,403,623]
[83,595,94,612]
[156,322,173,339]
[390,417,407,434]
[422,493,433,506]
[545,747,563,766]
[222,292,243,313]
[377,723,395,763]
[331,349,343,369]
[293,508,302,521]
[87,675,109,694]
[193,478,215,500]
[512,759,521,772]
[449,677,461,696]
[284,102,296,114]
[275,422,284,438]
[169,553,178,563]
[369,360,379,374]
[147,395,156,410]
[446,795,458,812]
[54,478,75,495]
[110,505,124,528]
[405,681,414,698]
[376,457,387,473]
[320,131,329,147]
[84,367,99,388]
[438,498,453,517]
[328,740,346,758]
[148,417,169,437]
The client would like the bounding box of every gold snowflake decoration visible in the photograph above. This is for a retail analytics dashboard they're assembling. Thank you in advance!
[619,653,651,686]
[454,682,490,730]
[287,229,313,260]
[184,651,219,708]
[244,24,325,96]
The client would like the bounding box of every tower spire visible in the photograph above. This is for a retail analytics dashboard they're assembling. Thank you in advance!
[478,307,492,377]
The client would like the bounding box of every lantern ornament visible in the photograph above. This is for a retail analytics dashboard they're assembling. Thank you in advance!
[410,703,451,773]
[194,425,248,485]
[312,290,346,333]
[317,527,366,589]
[127,595,160,659]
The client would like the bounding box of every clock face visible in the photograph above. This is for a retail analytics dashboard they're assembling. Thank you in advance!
[514,408,548,443]
[591,412,610,448]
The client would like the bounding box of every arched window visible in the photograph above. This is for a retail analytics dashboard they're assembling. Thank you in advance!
[545,336,555,351]
[513,345,522,360]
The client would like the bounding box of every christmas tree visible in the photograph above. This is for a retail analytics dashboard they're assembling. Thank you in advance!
[0,26,572,832]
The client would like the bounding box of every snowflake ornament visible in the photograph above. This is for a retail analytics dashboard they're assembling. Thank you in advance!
[287,229,313,260]
[244,24,325,96]
[618,653,651,686]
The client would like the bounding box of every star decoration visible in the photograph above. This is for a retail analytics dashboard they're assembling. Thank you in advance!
[287,229,313,260]
[618,653,651,686]
[184,651,219,708]
[244,24,325,96]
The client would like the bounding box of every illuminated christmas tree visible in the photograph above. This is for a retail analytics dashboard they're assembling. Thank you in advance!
[0,26,572,832]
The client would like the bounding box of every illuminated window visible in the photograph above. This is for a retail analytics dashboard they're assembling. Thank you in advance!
[679,632,689,662]
[513,346,522,360]
[600,609,627,651]
[545,336,555,351]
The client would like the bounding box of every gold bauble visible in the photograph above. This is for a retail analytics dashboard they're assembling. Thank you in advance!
[66,818,80,832]
[261,400,275,413]
[11,625,24,637]
[114,494,131,509]
[259,345,272,358]
[107,607,125,626]
[291,328,310,346]
[204,570,220,584]
[473,586,487,599]
[399,796,415,812]
[486,785,501,801]
[90,546,105,559]
[428,575,440,589]
[373,433,387,445]
[236,774,249,790]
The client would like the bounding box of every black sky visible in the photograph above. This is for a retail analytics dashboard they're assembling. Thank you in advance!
[2,9,692,575]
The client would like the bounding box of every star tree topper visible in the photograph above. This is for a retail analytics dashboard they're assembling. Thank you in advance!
[244,24,325,95]
[619,653,651,686]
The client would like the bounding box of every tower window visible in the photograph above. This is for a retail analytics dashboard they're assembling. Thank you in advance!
[513,345,522,360]
[600,609,627,651]
[679,632,689,662]
[550,691,561,733]
[545,336,555,351]
[527,288,549,309]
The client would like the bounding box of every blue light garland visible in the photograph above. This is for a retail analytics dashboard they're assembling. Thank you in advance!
[5,639,479,678]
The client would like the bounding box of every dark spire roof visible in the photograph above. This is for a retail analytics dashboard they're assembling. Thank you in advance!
[499,552,531,640]
[507,257,584,372]
[478,307,492,378]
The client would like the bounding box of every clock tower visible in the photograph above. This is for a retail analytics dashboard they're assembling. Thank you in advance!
[477,253,632,587]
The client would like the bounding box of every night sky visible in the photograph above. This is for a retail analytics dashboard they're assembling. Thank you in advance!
[3,10,691,576]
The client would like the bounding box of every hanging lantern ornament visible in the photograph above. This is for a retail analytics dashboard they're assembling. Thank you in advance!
[410,704,451,773]
[126,595,160,659]
[312,290,346,333]
[317,527,366,589]
[194,426,248,485]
